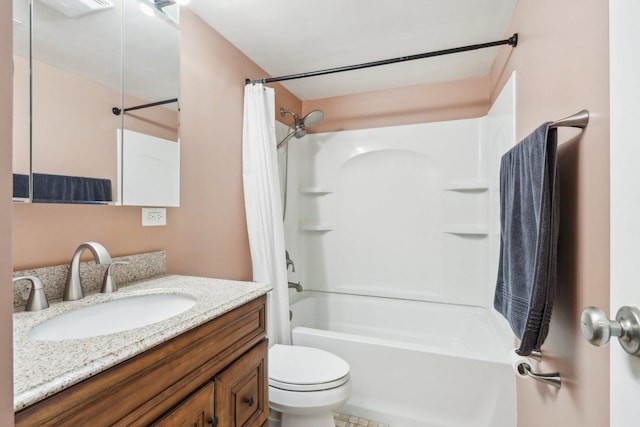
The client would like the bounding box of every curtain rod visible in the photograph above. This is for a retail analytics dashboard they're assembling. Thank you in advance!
[112,98,179,116]
[245,33,518,85]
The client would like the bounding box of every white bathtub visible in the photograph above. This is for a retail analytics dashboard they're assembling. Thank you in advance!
[289,291,516,427]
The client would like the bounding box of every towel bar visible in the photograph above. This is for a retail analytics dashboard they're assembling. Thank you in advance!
[549,109,589,129]
[517,362,562,389]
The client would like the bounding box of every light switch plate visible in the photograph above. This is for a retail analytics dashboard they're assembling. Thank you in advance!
[142,208,167,226]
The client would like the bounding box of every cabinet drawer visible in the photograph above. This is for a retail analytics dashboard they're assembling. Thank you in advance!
[215,340,268,427]
[152,382,214,427]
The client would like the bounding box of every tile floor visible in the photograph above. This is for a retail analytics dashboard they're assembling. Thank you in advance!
[333,412,388,427]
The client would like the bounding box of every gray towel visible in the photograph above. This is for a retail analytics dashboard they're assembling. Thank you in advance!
[494,122,559,356]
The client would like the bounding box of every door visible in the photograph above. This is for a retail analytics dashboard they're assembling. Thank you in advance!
[610,1,640,425]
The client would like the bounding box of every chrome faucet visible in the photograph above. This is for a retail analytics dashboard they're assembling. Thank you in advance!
[285,250,295,272]
[63,242,112,301]
[13,276,49,311]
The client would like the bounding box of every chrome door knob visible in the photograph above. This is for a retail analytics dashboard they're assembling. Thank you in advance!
[581,307,621,346]
[581,306,640,356]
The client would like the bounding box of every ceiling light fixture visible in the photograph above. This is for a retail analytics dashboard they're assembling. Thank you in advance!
[137,0,180,25]
[152,0,175,9]
[38,0,114,19]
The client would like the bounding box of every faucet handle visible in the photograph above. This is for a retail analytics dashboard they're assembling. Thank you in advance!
[285,250,295,272]
[13,276,49,312]
[101,261,129,293]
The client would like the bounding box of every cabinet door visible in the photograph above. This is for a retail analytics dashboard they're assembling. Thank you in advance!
[215,340,268,427]
[152,382,215,427]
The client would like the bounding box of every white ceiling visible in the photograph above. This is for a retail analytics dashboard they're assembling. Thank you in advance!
[13,0,180,104]
[188,0,518,100]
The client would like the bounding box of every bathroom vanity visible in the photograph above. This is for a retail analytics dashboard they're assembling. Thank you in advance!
[13,275,270,426]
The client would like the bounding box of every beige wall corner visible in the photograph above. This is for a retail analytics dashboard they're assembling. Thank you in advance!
[165,8,300,279]
[490,0,610,426]
[1,0,14,425]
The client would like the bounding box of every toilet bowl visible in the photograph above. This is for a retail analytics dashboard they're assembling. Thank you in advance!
[268,344,352,427]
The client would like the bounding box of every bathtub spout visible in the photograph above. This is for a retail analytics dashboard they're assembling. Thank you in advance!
[288,281,303,292]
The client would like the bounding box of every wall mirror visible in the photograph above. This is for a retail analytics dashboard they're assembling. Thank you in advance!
[12,0,180,206]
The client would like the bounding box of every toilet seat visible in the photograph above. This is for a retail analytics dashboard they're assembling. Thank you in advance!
[269,345,350,392]
[269,374,350,392]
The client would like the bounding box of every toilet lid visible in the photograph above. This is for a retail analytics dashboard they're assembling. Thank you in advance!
[269,345,350,392]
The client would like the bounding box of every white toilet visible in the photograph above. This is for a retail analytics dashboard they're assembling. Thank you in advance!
[268,344,352,427]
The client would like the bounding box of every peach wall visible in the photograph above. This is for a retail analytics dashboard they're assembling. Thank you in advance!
[303,75,490,132]
[163,9,300,278]
[31,59,122,179]
[13,54,179,187]
[1,1,14,425]
[13,8,301,277]
[13,204,172,270]
[489,0,610,426]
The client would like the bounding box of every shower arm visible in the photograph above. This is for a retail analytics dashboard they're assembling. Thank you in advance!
[280,108,302,126]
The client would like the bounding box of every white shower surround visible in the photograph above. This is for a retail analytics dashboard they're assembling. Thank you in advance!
[277,73,517,425]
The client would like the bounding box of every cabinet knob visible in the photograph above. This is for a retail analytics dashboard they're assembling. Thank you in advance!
[244,396,255,407]
[208,416,218,426]
[581,306,640,355]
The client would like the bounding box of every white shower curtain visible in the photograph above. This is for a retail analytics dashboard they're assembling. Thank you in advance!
[242,83,291,346]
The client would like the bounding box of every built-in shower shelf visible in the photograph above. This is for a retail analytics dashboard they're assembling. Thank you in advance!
[443,226,489,236]
[299,224,334,232]
[443,181,488,192]
[298,187,335,195]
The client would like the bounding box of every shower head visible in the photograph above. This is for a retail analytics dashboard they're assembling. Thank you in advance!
[277,108,324,149]
[293,126,307,138]
[302,110,324,127]
[280,108,324,129]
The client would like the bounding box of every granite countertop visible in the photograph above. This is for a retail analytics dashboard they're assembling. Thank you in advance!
[13,274,271,411]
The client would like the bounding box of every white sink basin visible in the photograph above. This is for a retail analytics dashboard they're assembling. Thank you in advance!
[29,294,197,341]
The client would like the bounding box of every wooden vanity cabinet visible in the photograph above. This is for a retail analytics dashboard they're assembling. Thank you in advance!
[15,295,269,427]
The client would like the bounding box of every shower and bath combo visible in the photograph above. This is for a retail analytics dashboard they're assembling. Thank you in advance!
[244,34,522,427]
[277,108,324,293]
